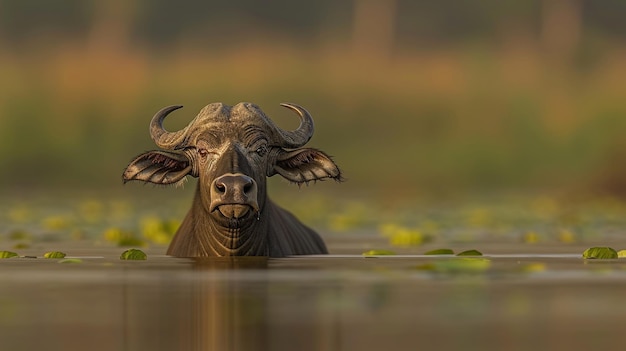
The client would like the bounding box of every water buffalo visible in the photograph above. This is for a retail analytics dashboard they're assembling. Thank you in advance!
[123,102,342,257]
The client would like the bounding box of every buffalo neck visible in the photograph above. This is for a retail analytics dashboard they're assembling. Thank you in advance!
[188,185,270,256]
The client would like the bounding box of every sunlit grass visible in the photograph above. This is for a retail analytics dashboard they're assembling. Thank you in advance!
[2,41,626,197]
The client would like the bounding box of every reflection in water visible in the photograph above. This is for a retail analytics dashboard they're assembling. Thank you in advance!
[1,257,344,351]
[5,255,626,350]
[186,257,271,351]
[177,257,340,351]
[178,257,346,351]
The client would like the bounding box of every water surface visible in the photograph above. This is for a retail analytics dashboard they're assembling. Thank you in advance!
[2,245,626,351]
[3,194,626,350]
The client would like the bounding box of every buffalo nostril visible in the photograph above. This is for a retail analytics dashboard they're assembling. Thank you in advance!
[213,174,256,199]
[215,182,226,193]
[243,181,253,194]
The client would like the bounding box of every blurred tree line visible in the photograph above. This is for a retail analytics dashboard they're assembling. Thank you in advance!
[0,0,625,201]
[2,1,626,51]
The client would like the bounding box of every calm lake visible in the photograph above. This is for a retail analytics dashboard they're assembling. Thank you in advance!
[2,193,626,350]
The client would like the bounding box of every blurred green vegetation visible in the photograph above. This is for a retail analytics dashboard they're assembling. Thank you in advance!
[1,0,626,202]
[4,192,626,252]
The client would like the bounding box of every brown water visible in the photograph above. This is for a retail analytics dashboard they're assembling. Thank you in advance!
[2,242,626,351]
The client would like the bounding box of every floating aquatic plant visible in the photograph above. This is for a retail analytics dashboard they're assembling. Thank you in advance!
[362,249,396,256]
[120,248,147,260]
[424,248,454,255]
[456,249,483,256]
[44,251,67,259]
[582,247,618,259]
[0,251,18,258]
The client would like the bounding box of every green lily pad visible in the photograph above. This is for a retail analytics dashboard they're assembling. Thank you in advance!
[582,247,618,259]
[456,249,483,256]
[0,251,19,259]
[120,248,147,260]
[424,248,454,255]
[617,250,626,258]
[58,258,82,264]
[44,251,67,259]
[362,249,396,256]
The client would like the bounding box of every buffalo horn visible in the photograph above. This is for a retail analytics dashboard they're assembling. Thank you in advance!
[276,103,315,148]
[149,105,187,149]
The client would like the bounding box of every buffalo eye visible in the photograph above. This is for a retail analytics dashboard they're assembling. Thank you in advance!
[255,145,267,157]
[198,148,209,158]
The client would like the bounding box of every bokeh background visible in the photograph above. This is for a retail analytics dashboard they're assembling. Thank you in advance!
[1,0,626,204]
[4,5,626,348]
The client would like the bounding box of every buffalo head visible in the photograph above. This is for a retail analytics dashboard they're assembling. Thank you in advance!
[123,102,341,257]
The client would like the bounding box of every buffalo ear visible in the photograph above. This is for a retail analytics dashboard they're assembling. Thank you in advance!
[123,150,194,185]
[272,148,342,184]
